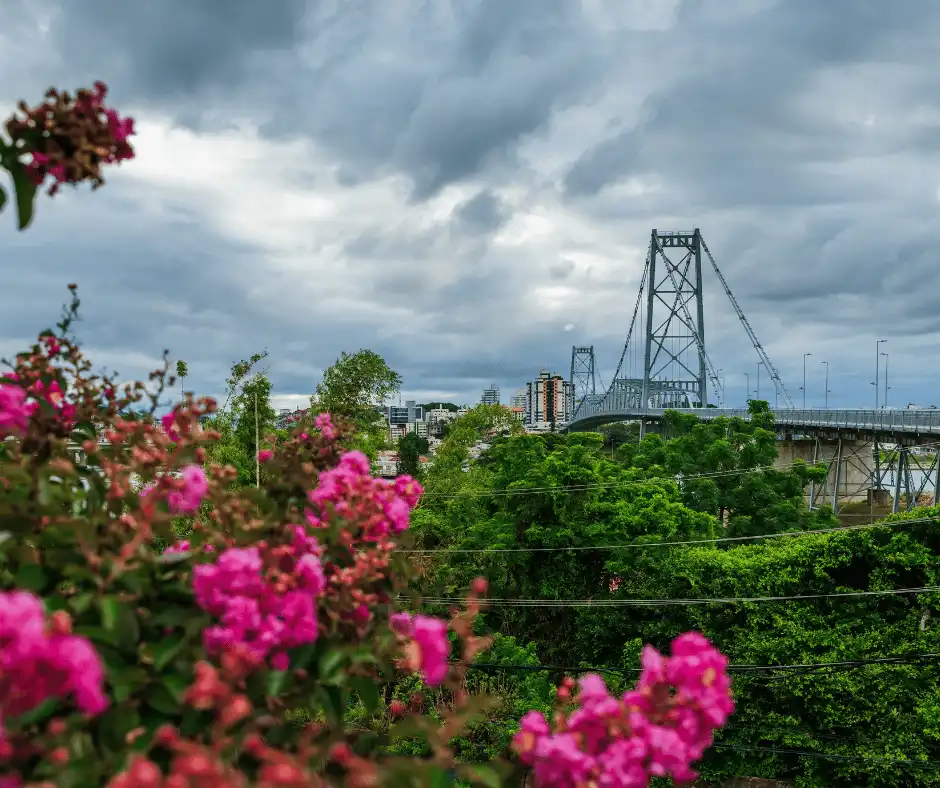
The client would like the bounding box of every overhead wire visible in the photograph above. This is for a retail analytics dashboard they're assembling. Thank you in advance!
[395,511,940,555]
[405,585,940,608]
[459,652,940,676]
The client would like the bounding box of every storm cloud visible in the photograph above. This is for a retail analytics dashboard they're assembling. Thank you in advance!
[1,0,939,411]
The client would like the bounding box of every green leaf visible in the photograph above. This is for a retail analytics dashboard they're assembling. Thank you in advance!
[96,706,141,753]
[319,685,346,728]
[163,673,189,703]
[145,683,181,715]
[266,670,289,698]
[351,676,381,715]
[99,597,141,653]
[7,157,37,230]
[457,764,506,788]
[71,421,98,442]
[14,563,47,592]
[318,649,345,685]
[152,634,185,671]
[12,698,58,727]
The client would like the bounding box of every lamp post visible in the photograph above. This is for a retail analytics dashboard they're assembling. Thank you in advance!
[802,352,812,408]
[745,372,750,404]
[874,340,887,409]
[820,360,830,409]
[882,351,890,409]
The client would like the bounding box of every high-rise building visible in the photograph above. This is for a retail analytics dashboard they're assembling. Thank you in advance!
[388,400,423,425]
[481,384,500,406]
[524,369,574,429]
[510,389,527,409]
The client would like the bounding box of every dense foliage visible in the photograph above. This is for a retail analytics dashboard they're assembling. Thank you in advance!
[415,408,940,787]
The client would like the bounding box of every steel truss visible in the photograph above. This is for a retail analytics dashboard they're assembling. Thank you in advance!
[805,437,940,514]
[570,346,597,418]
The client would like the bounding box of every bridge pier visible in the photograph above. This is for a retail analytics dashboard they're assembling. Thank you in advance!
[776,438,874,512]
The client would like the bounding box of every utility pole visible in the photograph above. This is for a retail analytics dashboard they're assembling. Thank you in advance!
[821,360,830,409]
[802,353,812,408]
[874,339,887,410]
[254,389,260,488]
[882,352,890,409]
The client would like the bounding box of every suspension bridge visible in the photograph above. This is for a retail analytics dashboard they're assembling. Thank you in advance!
[564,229,940,513]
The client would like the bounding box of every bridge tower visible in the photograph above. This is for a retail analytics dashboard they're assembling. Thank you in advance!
[570,345,596,414]
[642,230,712,408]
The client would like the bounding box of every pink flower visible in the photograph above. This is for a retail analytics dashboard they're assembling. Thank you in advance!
[514,633,733,786]
[257,449,273,462]
[410,615,449,686]
[167,464,208,515]
[0,384,33,436]
[193,534,328,668]
[161,412,181,441]
[305,452,423,542]
[163,540,191,556]
[314,412,335,439]
[0,591,108,743]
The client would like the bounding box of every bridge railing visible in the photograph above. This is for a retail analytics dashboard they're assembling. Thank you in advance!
[570,404,940,434]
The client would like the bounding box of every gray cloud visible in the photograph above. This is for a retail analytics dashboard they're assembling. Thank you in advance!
[1,0,940,412]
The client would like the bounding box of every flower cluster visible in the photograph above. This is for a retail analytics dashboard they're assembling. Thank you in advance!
[0,339,78,438]
[0,592,108,746]
[390,612,450,686]
[192,529,327,669]
[4,82,135,196]
[306,449,422,540]
[513,633,734,787]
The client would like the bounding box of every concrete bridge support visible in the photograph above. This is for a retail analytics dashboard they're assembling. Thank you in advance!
[776,438,874,512]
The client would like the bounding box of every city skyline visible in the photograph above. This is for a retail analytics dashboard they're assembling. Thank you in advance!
[2,3,940,414]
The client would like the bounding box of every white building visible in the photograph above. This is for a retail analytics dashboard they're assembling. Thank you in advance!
[425,407,457,424]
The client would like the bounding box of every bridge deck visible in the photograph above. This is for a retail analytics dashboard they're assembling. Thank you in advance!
[565,406,940,440]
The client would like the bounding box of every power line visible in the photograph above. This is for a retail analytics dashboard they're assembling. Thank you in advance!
[395,512,940,555]
[405,585,940,608]
[461,652,940,676]
[710,742,940,769]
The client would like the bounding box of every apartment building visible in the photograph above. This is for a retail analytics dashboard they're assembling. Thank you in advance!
[524,369,574,429]
[481,385,500,405]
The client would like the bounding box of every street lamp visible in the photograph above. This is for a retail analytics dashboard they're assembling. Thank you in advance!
[874,340,887,409]
[820,360,830,409]
[802,352,812,408]
[882,352,890,409]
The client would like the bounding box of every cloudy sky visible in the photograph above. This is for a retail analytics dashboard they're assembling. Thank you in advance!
[1,0,939,413]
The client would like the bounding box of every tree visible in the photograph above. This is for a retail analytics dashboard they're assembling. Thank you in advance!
[420,401,459,412]
[314,349,402,429]
[397,432,430,477]
[175,359,188,402]
[233,373,278,486]
[623,400,834,536]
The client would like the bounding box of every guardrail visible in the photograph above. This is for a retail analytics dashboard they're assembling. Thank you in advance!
[567,405,940,435]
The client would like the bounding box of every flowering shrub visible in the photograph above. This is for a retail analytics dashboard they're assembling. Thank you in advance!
[0,85,732,786]
[0,82,135,229]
